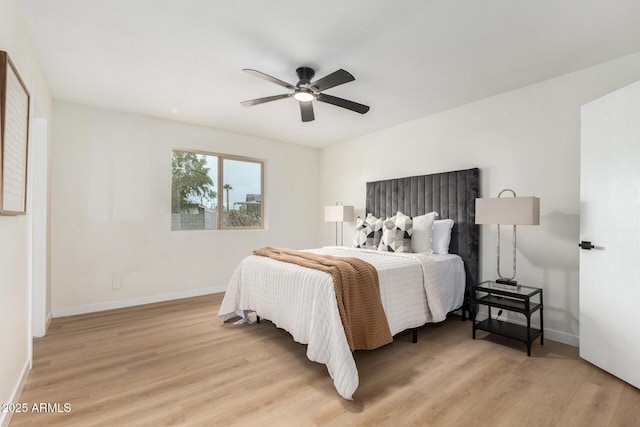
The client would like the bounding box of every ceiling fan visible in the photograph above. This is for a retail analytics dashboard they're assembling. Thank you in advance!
[241,67,370,122]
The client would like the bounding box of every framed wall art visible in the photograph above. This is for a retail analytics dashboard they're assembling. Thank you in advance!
[0,50,30,215]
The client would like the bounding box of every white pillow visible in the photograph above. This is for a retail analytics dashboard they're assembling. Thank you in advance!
[410,212,438,253]
[432,219,454,254]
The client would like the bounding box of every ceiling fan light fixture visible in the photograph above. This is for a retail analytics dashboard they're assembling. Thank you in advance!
[293,90,314,102]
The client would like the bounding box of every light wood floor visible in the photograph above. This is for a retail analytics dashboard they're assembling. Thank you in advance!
[10,294,639,426]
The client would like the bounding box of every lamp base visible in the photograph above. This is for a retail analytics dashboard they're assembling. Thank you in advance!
[496,278,518,286]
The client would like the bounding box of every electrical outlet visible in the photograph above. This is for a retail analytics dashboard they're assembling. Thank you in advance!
[112,278,121,289]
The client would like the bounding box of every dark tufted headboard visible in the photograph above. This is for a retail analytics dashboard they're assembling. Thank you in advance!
[365,168,479,292]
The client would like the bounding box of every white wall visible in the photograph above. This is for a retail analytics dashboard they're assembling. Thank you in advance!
[320,52,640,346]
[0,1,53,426]
[51,102,321,315]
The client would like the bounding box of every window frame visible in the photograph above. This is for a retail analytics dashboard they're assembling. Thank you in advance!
[172,148,265,231]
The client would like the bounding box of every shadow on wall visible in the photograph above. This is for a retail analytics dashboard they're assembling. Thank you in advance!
[520,211,580,338]
[517,212,579,270]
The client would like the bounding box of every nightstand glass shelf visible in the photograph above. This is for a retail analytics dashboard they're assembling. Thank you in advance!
[471,281,544,356]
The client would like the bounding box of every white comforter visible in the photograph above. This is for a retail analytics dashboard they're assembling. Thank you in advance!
[217,246,447,400]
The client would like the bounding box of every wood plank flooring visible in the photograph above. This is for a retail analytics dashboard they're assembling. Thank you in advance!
[10,294,640,426]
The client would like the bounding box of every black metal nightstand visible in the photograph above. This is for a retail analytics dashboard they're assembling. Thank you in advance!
[471,281,544,356]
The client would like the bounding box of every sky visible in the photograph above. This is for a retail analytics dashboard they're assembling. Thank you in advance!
[203,155,261,209]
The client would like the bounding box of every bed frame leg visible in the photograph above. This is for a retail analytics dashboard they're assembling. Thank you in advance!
[256,315,260,324]
[412,328,418,344]
[462,291,470,321]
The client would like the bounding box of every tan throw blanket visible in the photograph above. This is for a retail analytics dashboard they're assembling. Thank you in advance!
[252,247,392,351]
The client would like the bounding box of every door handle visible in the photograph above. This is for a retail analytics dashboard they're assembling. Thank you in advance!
[579,241,595,250]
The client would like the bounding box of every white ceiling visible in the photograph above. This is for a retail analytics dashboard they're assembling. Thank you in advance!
[19,1,640,148]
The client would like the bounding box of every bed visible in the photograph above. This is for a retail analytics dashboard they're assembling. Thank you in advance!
[218,168,479,399]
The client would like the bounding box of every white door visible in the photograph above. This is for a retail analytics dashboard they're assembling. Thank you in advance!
[580,80,640,389]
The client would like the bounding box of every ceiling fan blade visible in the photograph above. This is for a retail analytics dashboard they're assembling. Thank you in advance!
[242,69,295,89]
[311,69,355,92]
[241,94,291,106]
[316,93,370,114]
[299,101,315,122]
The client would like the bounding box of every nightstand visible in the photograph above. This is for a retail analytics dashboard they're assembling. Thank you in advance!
[471,281,544,356]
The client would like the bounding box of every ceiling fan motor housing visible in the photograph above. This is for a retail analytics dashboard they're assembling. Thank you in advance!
[296,67,315,86]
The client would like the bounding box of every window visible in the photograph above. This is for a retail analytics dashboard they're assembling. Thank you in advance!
[171,150,264,230]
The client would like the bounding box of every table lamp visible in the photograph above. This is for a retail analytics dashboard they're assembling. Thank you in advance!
[475,189,540,285]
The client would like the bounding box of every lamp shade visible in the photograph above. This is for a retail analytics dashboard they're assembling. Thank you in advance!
[324,205,355,222]
[475,197,540,225]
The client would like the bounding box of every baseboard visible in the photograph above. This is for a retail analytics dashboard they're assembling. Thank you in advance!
[543,328,579,347]
[52,285,226,318]
[0,358,31,427]
[45,311,52,333]
[473,312,579,347]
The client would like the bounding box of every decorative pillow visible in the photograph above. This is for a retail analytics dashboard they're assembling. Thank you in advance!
[353,217,369,248]
[432,219,455,254]
[378,211,413,252]
[411,212,438,253]
[353,214,383,249]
